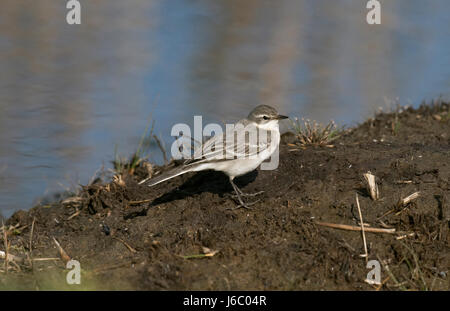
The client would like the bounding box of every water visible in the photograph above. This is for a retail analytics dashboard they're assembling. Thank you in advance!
[0,0,449,218]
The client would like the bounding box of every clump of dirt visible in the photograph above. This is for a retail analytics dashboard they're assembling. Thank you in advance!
[1,102,449,290]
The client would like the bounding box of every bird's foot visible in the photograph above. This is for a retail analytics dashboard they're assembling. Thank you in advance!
[227,199,260,210]
[228,179,263,210]
[231,190,264,198]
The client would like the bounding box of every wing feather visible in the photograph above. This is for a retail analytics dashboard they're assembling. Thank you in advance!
[183,121,273,165]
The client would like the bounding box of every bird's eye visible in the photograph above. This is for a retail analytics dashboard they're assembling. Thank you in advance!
[263,115,269,120]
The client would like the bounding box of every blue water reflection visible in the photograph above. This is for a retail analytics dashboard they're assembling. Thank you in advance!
[0,0,449,217]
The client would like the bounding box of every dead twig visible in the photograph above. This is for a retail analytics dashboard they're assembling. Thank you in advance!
[31,257,60,261]
[378,220,394,229]
[62,196,83,205]
[396,192,420,208]
[28,217,36,268]
[356,194,368,261]
[181,247,219,259]
[52,237,71,264]
[2,221,8,273]
[396,233,415,240]
[315,221,396,234]
[0,250,25,264]
[113,237,137,253]
[375,276,391,291]
[377,192,420,220]
[338,238,356,253]
[377,208,395,220]
[67,208,81,220]
[29,217,35,254]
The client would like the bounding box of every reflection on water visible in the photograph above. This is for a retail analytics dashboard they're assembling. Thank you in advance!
[0,0,449,217]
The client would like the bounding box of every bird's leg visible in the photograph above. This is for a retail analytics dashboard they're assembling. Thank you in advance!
[233,185,264,197]
[228,178,260,210]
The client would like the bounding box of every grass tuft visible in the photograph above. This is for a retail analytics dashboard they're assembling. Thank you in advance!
[113,119,156,176]
[289,118,342,147]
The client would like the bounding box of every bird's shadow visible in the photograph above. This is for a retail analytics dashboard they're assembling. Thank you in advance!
[151,169,258,206]
[123,170,259,219]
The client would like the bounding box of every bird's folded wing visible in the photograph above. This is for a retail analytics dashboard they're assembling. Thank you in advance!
[185,125,273,165]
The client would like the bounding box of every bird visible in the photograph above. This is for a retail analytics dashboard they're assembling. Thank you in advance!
[139,105,288,209]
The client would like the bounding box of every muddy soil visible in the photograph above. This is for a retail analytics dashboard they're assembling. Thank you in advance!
[1,103,449,290]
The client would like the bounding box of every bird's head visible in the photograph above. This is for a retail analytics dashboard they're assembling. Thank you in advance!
[248,105,288,126]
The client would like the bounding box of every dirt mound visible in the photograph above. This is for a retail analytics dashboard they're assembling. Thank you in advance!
[1,103,449,290]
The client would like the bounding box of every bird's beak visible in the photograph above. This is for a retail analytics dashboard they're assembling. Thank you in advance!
[275,114,289,120]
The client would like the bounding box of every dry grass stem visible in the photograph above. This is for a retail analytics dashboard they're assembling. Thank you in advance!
[315,221,396,234]
[88,164,105,186]
[29,217,35,254]
[377,191,420,222]
[62,196,83,205]
[377,255,407,291]
[28,217,36,268]
[31,257,60,261]
[399,241,428,290]
[3,222,8,273]
[153,134,169,165]
[397,192,420,207]
[0,250,24,264]
[142,162,153,180]
[113,237,137,253]
[363,171,379,200]
[374,276,391,291]
[113,174,126,187]
[378,220,394,229]
[202,247,219,257]
[396,233,415,240]
[182,247,219,259]
[67,208,81,220]
[355,194,368,261]
[52,237,71,264]
[395,180,413,184]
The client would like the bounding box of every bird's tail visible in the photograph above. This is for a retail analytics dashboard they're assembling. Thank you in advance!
[138,165,193,187]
